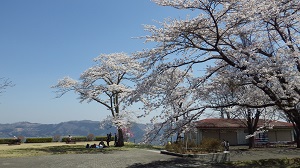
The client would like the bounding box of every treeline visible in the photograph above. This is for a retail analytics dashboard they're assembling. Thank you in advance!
[0,134,115,144]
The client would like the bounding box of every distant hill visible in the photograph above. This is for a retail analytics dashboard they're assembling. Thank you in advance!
[0,120,147,143]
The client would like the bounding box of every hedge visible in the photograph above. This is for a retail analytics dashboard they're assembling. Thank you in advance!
[0,138,16,144]
[0,135,116,144]
[25,137,53,143]
[95,136,107,141]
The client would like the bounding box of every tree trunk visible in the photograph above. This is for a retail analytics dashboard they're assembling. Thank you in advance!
[246,109,261,149]
[293,123,300,148]
[117,128,124,147]
[247,115,254,149]
[285,110,300,148]
[176,132,183,142]
[295,131,300,148]
[248,136,255,149]
[294,118,300,148]
[247,126,255,149]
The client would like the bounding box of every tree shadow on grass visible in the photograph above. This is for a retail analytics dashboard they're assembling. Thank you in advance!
[127,157,300,168]
[224,158,300,168]
[127,158,228,168]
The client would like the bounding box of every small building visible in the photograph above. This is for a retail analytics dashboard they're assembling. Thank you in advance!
[185,118,294,146]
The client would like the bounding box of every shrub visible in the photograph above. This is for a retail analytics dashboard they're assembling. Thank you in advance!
[25,137,53,143]
[165,138,222,154]
[165,141,186,154]
[185,139,198,148]
[87,134,95,141]
[199,138,222,152]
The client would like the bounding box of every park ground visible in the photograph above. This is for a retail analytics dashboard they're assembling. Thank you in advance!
[0,142,300,167]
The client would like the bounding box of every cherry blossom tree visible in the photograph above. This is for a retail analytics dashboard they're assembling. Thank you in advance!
[132,67,205,143]
[0,77,14,97]
[53,52,144,147]
[190,70,272,148]
[204,70,287,148]
[133,0,300,146]
[203,76,243,119]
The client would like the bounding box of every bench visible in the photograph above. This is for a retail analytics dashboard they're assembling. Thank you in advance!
[267,141,296,147]
[8,139,21,145]
[66,139,76,144]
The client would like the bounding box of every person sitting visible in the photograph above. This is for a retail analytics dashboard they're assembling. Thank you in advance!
[99,140,107,148]
[90,144,96,148]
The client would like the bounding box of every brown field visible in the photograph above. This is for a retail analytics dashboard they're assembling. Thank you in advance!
[0,141,113,158]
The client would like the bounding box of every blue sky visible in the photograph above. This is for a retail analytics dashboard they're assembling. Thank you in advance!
[0,0,190,124]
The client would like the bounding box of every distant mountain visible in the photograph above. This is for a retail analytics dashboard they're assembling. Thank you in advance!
[0,120,147,143]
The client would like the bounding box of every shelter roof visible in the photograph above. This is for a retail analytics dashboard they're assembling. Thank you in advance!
[195,118,293,129]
